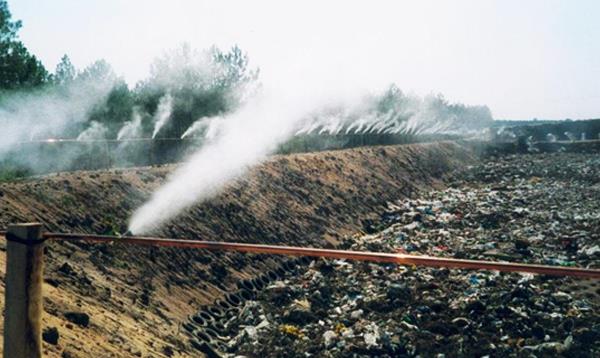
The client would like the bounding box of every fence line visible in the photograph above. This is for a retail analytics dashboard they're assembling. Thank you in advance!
[2,230,598,279]
[1,224,599,357]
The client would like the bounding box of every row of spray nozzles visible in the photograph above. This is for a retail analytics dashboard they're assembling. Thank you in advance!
[496,128,596,143]
[25,128,598,145]
[39,110,485,144]
[64,89,498,142]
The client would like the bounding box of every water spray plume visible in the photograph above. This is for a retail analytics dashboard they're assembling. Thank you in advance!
[564,131,576,142]
[117,109,143,140]
[77,121,108,141]
[182,116,225,140]
[129,90,302,234]
[129,82,373,234]
[151,93,173,139]
[181,119,206,139]
[289,91,491,137]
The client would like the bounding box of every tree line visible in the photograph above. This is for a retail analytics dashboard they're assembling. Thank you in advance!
[0,0,259,141]
[0,0,493,178]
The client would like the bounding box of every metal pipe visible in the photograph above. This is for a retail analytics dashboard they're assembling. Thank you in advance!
[18,133,448,145]
[20,138,197,144]
[35,232,600,279]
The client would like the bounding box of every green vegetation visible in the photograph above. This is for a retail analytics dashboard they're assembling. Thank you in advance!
[0,0,49,90]
[0,0,492,179]
[0,0,258,138]
[0,163,30,182]
[0,1,260,178]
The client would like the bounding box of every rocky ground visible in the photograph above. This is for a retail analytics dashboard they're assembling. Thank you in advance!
[199,152,600,357]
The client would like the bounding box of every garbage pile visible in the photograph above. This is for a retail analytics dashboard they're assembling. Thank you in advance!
[189,152,600,357]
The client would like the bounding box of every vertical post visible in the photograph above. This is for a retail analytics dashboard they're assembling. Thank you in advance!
[4,223,44,358]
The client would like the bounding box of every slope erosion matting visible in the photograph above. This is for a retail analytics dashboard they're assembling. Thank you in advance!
[0,141,475,357]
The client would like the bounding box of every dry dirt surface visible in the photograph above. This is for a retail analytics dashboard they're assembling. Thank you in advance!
[0,141,474,357]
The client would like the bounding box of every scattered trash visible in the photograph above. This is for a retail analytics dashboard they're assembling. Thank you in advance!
[194,153,600,356]
[42,327,59,345]
[279,324,305,339]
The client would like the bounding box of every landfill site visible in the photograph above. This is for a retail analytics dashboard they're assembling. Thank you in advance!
[3,1,600,357]
[230,150,600,357]
[0,139,597,357]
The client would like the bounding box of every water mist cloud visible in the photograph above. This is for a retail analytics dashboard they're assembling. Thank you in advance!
[0,78,115,154]
[129,84,492,234]
[295,91,492,137]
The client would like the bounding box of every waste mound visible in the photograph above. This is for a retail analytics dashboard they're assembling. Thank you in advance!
[209,152,600,357]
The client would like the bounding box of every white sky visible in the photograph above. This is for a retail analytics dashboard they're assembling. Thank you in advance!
[11,0,600,119]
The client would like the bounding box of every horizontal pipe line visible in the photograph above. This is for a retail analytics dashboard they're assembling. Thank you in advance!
[537,141,580,144]
[28,232,600,279]
[18,138,196,144]
[17,133,448,145]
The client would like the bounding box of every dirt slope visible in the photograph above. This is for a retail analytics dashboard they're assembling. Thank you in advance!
[0,141,475,357]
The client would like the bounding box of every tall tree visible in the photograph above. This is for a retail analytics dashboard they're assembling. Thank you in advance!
[0,0,19,42]
[77,59,116,83]
[54,54,76,85]
[136,44,260,138]
[88,79,134,136]
[0,0,49,90]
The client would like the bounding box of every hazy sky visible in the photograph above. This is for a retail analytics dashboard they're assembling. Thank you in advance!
[11,0,600,119]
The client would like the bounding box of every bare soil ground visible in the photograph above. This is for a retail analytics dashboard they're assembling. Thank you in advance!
[0,141,474,357]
